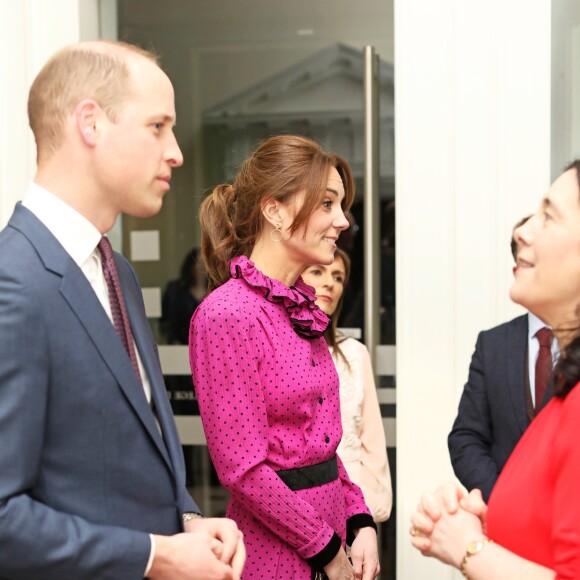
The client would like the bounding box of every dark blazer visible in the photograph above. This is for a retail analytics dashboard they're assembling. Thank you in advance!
[448,314,553,502]
[0,204,198,579]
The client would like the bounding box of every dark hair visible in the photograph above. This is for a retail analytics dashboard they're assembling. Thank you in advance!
[321,248,352,371]
[178,248,199,289]
[510,215,532,263]
[553,160,580,398]
[199,135,355,291]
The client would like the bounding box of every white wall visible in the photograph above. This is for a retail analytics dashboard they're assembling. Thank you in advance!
[395,1,551,578]
[0,0,99,228]
[0,1,559,578]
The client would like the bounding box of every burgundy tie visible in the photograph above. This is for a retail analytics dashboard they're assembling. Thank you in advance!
[98,237,142,382]
[534,327,553,412]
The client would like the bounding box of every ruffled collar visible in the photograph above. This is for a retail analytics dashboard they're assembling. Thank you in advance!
[230,255,329,339]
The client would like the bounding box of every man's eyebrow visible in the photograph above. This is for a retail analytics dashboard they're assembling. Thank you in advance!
[148,113,176,124]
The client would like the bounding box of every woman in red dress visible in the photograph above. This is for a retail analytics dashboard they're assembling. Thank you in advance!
[411,160,580,579]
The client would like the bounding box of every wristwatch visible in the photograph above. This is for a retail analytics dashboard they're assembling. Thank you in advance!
[182,512,203,522]
[460,538,492,579]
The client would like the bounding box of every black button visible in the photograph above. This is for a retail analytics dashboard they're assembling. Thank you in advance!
[324,436,330,443]
[318,398,323,405]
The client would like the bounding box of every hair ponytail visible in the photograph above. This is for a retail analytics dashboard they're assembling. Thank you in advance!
[199,184,238,291]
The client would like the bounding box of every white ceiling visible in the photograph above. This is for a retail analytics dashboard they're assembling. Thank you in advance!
[118,0,394,60]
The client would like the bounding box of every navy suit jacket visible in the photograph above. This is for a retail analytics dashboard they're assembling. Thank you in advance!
[448,314,553,502]
[0,204,198,579]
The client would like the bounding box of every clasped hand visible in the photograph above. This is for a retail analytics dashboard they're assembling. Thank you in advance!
[149,517,245,580]
[409,482,488,568]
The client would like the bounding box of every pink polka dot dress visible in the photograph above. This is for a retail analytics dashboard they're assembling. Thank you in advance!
[189,256,372,578]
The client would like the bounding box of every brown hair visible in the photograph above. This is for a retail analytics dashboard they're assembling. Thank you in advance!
[321,248,352,371]
[200,134,355,291]
[28,40,158,162]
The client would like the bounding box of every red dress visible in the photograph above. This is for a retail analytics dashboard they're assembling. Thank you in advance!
[487,382,580,578]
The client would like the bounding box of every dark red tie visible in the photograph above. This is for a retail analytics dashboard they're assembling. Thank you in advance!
[534,327,553,412]
[98,237,142,382]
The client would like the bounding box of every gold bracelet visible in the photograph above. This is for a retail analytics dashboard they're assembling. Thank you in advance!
[460,538,492,579]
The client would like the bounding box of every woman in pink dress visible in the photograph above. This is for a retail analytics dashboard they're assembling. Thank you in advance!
[410,160,580,579]
[189,135,379,579]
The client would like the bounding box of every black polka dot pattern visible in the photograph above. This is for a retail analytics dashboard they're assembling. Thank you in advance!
[189,257,370,578]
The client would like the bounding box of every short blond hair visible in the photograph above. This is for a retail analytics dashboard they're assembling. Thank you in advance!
[28,40,158,161]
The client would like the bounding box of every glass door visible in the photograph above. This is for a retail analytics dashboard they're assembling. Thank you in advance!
[116,0,395,575]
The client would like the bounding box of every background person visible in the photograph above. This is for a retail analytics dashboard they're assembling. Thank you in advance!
[160,248,207,416]
[189,135,379,579]
[302,248,392,523]
[161,248,206,345]
[0,40,243,580]
[410,160,580,579]
[448,215,559,501]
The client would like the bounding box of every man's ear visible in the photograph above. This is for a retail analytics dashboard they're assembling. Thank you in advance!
[74,99,102,147]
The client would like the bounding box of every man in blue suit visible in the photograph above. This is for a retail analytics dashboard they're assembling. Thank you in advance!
[0,41,244,579]
[448,217,558,502]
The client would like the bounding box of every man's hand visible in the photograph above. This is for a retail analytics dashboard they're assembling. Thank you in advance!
[149,518,245,580]
[185,517,245,577]
[148,532,235,580]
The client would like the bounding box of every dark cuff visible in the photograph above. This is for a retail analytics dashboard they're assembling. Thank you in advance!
[305,532,342,570]
[346,514,377,546]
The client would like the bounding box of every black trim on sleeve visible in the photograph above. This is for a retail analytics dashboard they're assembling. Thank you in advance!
[305,532,342,570]
[346,514,377,546]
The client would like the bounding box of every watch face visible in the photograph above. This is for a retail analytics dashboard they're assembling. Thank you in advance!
[467,540,485,555]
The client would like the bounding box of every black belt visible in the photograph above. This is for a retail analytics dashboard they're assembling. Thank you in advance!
[276,456,338,491]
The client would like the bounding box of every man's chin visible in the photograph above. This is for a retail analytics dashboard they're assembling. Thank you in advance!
[131,200,164,219]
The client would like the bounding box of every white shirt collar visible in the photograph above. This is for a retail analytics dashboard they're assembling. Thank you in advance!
[528,311,550,338]
[21,182,102,267]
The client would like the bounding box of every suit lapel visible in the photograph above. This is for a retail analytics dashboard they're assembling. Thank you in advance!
[60,272,172,468]
[118,261,181,478]
[9,205,173,470]
[506,314,530,434]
